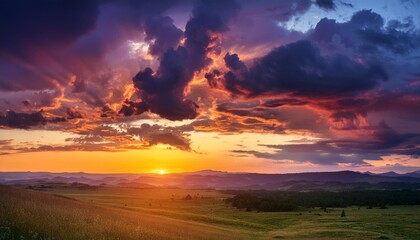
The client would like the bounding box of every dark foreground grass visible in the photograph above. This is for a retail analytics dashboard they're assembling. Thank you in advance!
[1,185,420,239]
[0,185,259,240]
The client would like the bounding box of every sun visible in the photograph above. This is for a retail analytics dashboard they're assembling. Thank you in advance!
[157,169,166,175]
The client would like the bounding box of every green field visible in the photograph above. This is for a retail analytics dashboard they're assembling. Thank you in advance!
[1,185,420,240]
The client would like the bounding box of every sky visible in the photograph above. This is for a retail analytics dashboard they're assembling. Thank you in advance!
[0,0,419,174]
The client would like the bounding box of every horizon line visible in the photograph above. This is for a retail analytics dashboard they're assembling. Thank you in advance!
[0,169,419,175]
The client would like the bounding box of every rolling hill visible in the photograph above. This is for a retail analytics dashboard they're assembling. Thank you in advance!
[1,170,419,191]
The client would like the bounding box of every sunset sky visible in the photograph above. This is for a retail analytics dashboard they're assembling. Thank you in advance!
[0,0,419,174]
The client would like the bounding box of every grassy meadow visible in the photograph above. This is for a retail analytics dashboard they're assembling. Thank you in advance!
[1,185,420,239]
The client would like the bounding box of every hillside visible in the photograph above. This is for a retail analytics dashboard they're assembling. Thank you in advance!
[1,170,420,190]
[0,185,257,240]
[2,185,420,239]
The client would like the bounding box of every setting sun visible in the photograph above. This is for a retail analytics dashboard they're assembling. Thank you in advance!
[157,169,166,175]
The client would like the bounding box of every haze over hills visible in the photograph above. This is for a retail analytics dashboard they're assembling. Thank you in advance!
[1,170,420,191]
[378,170,420,178]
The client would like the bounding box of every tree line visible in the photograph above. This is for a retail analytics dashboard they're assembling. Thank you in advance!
[225,190,420,212]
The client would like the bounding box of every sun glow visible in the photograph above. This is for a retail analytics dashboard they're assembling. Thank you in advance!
[157,169,166,175]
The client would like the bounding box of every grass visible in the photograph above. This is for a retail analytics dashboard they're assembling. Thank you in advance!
[0,186,259,239]
[1,185,420,239]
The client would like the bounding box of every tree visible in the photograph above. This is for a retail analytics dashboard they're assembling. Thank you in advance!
[341,210,346,217]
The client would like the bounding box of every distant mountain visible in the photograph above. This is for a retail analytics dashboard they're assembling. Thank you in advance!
[1,170,420,191]
[378,171,401,177]
[405,170,420,178]
[181,170,229,176]
[377,170,420,179]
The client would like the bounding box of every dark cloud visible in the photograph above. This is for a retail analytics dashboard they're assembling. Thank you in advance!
[224,53,247,71]
[217,0,334,56]
[371,89,420,116]
[320,98,370,111]
[234,121,420,165]
[311,10,384,45]
[0,0,177,95]
[0,122,193,154]
[0,85,64,113]
[0,139,13,145]
[207,40,388,97]
[127,0,239,121]
[0,110,65,129]
[72,77,87,93]
[0,0,100,57]
[190,115,285,134]
[1,143,124,154]
[0,60,61,91]
[148,133,190,151]
[118,99,148,117]
[208,101,328,134]
[67,0,177,65]
[0,0,100,91]
[100,104,116,118]
[318,88,420,130]
[247,0,337,24]
[0,0,418,166]
[329,111,365,130]
[184,0,240,70]
[62,123,193,152]
[131,49,199,120]
[339,1,354,8]
[212,96,371,135]
[126,123,192,151]
[310,10,420,55]
[221,1,306,57]
[66,108,83,120]
[263,98,308,108]
[66,135,104,144]
[264,0,311,22]
[359,18,419,54]
[144,15,183,56]
[316,98,370,131]
[21,100,31,107]
[315,0,336,10]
